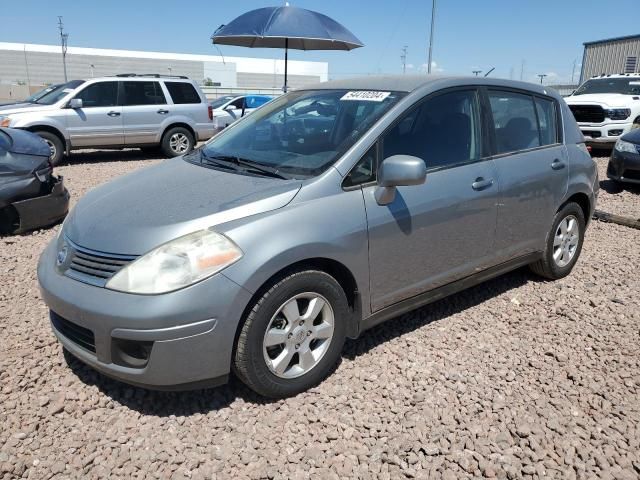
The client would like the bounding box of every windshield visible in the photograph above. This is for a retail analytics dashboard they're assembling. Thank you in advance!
[210,96,236,109]
[573,78,640,96]
[35,80,85,105]
[199,89,404,178]
[25,84,62,103]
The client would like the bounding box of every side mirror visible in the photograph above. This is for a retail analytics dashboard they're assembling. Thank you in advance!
[374,155,427,205]
[69,98,83,109]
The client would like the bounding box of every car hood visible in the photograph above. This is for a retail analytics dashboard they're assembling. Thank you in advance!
[622,127,640,144]
[64,157,302,255]
[566,94,633,108]
[1,127,50,157]
[0,104,58,115]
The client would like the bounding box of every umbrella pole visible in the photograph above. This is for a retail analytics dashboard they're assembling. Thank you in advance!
[283,38,288,93]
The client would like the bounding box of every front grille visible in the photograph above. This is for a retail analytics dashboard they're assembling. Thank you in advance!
[64,239,137,287]
[582,130,602,139]
[569,105,605,123]
[50,311,96,353]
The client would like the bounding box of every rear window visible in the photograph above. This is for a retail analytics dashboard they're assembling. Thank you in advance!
[122,81,166,106]
[165,82,201,104]
[488,91,541,154]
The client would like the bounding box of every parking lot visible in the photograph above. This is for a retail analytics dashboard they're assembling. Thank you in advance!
[1,152,639,479]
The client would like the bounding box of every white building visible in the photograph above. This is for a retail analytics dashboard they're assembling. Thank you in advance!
[0,42,329,92]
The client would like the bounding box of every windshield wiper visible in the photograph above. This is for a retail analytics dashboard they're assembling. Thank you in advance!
[202,152,287,179]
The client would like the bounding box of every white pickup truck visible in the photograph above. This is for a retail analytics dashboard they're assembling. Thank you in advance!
[565,74,640,146]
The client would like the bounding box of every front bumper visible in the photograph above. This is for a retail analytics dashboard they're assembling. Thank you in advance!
[13,175,69,233]
[579,122,634,145]
[608,148,640,184]
[37,239,253,390]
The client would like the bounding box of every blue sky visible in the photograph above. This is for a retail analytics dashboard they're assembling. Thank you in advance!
[1,0,638,84]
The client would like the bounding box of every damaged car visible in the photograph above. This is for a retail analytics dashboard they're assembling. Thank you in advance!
[0,128,69,234]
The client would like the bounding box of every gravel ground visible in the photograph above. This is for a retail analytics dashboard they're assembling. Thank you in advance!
[1,151,639,479]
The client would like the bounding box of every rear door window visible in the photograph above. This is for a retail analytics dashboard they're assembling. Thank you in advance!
[122,81,166,106]
[165,82,201,104]
[74,81,118,108]
[534,97,559,146]
[488,91,540,154]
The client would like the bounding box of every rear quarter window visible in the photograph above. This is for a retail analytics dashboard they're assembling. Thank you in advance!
[165,82,202,104]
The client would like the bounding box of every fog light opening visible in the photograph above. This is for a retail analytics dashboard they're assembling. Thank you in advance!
[608,129,623,137]
[112,338,153,368]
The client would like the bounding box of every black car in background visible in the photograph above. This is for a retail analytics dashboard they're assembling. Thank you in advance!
[608,128,640,185]
[0,128,69,234]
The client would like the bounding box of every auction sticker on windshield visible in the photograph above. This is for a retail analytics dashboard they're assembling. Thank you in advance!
[341,91,391,102]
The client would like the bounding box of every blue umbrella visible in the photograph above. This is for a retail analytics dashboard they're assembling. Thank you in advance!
[211,5,363,92]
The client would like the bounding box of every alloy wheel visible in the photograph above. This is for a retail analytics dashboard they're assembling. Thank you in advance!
[169,133,190,154]
[553,215,579,268]
[262,292,335,379]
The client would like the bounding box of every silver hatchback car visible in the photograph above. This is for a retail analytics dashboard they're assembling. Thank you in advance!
[38,76,598,398]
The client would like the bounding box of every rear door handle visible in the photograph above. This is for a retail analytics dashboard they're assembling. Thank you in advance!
[157,109,169,115]
[472,177,494,191]
[551,159,566,170]
[107,111,121,117]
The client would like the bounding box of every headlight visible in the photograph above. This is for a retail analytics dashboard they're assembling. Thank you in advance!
[0,116,11,127]
[614,139,637,153]
[606,109,631,120]
[105,230,243,294]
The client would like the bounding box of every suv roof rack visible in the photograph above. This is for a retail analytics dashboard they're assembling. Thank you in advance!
[114,73,190,79]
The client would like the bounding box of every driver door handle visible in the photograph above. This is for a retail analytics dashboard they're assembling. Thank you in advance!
[157,109,169,115]
[551,159,566,170]
[107,111,121,117]
[472,177,494,191]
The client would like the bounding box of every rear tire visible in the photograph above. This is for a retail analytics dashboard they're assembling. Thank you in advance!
[160,127,194,158]
[529,202,585,280]
[234,270,348,398]
[632,117,640,130]
[34,131,64,166]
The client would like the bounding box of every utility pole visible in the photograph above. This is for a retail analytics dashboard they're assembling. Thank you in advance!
[571,58,577,84]
[520,59,525,81]
[401,46,408,74]
[90,64,95,78]
[537,73,547,84]
[58,16,69,82]
[23,46,31,88]
[472,70,482,76]
[427,0,436,74]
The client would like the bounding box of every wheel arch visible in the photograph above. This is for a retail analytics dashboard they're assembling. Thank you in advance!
[561,191,592,224]
[161,122,196,142]
[232,257,362,354]
[24,125,67,147]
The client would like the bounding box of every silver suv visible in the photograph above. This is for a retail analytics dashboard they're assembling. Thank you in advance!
[0,75,214,165]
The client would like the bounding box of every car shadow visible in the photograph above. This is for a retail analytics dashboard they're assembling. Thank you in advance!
[59,149,163,166]
[599,179,640,195]
[64,266,535,414]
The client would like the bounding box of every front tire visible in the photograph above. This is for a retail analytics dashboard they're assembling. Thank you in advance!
[160,127,194,158]
[530,202,585,280]
[34,131,64,166]
[234,270,348,398]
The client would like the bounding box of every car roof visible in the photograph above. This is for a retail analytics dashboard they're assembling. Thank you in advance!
[302,75,554,96]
